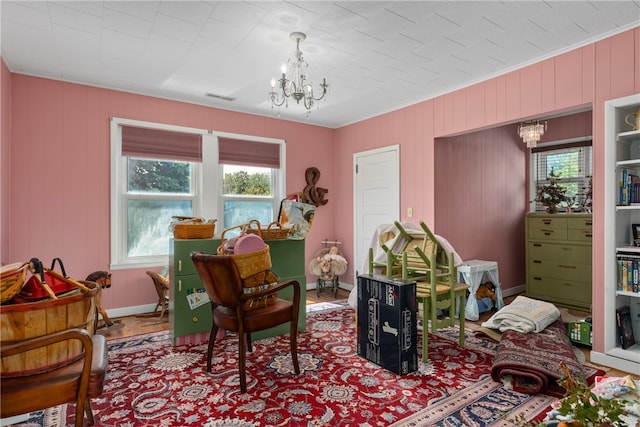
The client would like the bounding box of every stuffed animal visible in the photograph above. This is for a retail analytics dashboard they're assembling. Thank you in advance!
[318,246,347,264]
[475,281,497,301]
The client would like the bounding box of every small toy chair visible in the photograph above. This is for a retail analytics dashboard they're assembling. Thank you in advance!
[145,270,169,318]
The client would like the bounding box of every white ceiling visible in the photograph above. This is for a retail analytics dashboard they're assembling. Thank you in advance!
[2,1,639,128]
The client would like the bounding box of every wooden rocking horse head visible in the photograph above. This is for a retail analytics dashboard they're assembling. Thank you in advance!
[86,270,113,327]
[86,271,111,289]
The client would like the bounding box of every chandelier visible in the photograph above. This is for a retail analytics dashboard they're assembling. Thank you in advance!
[518,120,547,148]
[268,32,329,117]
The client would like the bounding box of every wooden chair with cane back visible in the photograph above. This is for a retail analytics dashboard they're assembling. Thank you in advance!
[190,253,301,393]
[145,270,169,318]
[1,328,108,427]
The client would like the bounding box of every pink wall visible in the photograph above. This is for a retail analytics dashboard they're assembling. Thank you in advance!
[1,60,11,262]
[3,27,639,357]
[3,75,335,311]
[333,27,640,357]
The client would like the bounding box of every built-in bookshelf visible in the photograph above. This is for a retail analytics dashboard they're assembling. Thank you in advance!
[595,93,640,374]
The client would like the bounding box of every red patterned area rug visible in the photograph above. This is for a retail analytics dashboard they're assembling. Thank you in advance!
[9,305,600,427]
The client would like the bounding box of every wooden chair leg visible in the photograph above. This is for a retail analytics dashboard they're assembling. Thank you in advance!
[84,398,95,425]
[290,319,300,374]
[206,324,218,372]
[458,292,466,349]
[238,331,247,393]
[421,297,429,362]
[74,398,86,427]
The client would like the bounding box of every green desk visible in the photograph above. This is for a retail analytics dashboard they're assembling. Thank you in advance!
[169,238,306,345]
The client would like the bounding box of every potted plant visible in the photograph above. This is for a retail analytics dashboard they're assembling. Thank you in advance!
[534,168,568,214]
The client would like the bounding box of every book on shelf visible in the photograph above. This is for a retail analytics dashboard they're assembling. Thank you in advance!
[616,305,636,350]
[615,253,640,292]
[618,168,640,205]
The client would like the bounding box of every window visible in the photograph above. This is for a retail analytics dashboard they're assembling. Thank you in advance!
[218,137,281,232]
[222,165,278,228]
[110,118,285,269]
[531,140,592,212]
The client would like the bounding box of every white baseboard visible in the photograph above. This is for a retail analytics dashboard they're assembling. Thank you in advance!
[306,281,353,292]
[106,303,158,320]
[501,284,525,298]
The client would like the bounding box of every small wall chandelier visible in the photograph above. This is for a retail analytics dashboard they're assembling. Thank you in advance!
[268,32,329,117]
[518,120,547,148]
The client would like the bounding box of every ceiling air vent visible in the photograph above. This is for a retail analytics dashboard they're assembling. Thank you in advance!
[205,92,236,102]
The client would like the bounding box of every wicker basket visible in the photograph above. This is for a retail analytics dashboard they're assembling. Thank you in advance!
[172,217,216,239]
[244,220,291,240]
[0,281,98,378]
[1,262,30,304]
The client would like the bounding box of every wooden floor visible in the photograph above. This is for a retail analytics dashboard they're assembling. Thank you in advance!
[98,286,636,378]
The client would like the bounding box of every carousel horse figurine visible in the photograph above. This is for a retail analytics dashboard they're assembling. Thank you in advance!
[86,270,114,328]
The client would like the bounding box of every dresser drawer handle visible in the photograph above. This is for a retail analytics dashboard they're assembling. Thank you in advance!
[585,233,592,238]
[178,279,182,293]
[533,260,542,264]
[533,243,542,247]
[585,221,592,226]
[559,265,576,269]
[533,277,542,281]
[542,219,552,225]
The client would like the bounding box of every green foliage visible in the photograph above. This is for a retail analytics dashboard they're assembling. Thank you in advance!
[128,159,190,193]
[510,362,629,427]
[535,168,568,212]
[223,170,271,195]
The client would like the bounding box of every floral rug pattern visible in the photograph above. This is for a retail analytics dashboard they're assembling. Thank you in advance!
[11,305,591,426]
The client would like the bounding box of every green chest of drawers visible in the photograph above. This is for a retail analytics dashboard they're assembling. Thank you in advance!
[170,238,306,345]
[526,213,592,310]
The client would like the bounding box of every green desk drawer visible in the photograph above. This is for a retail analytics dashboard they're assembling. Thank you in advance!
[528,259,591,282]
[171,274,212,341]
[528,241,592,265]
[528,226,568,241]
[528,216,568,230]
[567,216,593,230]
[174,239,219,276]
[527,275,591,308]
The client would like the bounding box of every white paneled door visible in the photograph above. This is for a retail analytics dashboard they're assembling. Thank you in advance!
[353,145,400,283]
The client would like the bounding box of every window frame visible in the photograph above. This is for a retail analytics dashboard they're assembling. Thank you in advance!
[529,137,592,212]
[110,117,286,269]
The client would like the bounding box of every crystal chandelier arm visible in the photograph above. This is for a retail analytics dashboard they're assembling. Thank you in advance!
[310,78,329,101]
